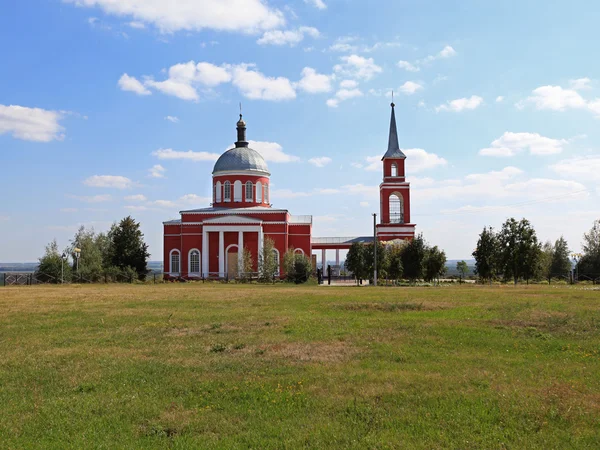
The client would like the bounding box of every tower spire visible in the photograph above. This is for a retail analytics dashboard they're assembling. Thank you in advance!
[382,101,406,159]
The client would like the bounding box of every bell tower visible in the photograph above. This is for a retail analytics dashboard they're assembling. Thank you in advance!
[376,102,416,241]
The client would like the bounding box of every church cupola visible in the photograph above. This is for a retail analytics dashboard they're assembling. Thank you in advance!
[211,113,271,208]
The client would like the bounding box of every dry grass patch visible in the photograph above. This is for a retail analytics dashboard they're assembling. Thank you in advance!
[261,341,357,363]
[335,301,449,312]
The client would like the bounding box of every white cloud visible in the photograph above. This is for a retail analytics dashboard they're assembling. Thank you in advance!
[308,156,332,167]
[270,189,311,199]
[333,54,382,80]
[328,36,359,53]
[297,67,332,93]
[149,164,166,178]
[165,116,179,123]
[479,132,567,157]
[496,96,504,102]
[439,45,457,58]
[231,64,296,101]
[63,0,285,34]
[143,61,232,101]
[397,60,419,72]
[83,175,133,189]
[0,104,65,142]
[435,95,483,112]
[326,87,363,108]
[399,81,423,95]
[340,80,358,89]
[128,21,145,29]
[304,0,326,9]
[69,194,113,203]
[570,77,591,90]
[248,140,300,163]
[403,149,448,171]
[526,85,586,111]
[359,149,446,172]
[257,26,319,46]
[550,155,600,181]
[153,148,220,162]
[359,201,369,207]
[124,194,147,202]
[118,73,151,95]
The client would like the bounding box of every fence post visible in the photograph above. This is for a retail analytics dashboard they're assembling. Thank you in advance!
[153,273,156,284]
[3,273,5,286]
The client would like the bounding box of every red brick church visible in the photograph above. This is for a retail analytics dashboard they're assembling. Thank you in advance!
[163,102,415,279]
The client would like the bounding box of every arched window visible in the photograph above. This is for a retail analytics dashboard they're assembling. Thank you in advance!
[216,181,222,202]
[170,249,180,274]
[391,164,398,177]
[189,249,200,275]
[256,181,262,203]
[273,248,280,276]
[294,248,305,255]
[245,181,253,202]
[389,193,404,224]
[265,184,269,204]
[234,180,242,202]
[224,181,231,202]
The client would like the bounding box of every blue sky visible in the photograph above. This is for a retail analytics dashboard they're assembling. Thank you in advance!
[1,0,599,262]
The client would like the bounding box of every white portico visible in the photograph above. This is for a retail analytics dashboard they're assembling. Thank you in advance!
[200,216,264,278]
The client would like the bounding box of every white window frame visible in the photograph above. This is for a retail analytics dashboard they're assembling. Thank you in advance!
[215,181,222,202]
[245,181,253,202]
[265,184,269,204]
[389,192,404,224]
[224,181,231,202]
[169,249,181,275]
[294,248,305,255]
[188,249,201,276]
[391,163,398,177]
[256,181,263,203]
[234,180,242,202]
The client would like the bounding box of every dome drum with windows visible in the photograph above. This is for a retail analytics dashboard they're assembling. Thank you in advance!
[212,115,271,207]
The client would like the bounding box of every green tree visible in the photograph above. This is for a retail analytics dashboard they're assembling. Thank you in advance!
[538,241,554,283]
[456,260,468,282]
[259,237,278,282]
[472,226,498,283]
[402,234,426,282]
[423,245,447,284]
[36,239,71,284]
[387,244,404,281]
[108,216,150,280]
[364,241,388,282]
[549,236,571,280]
[70,226,104,282]
[578,219,600,279]
[498,218,541,284]
[240,246,254,281]
[283,249,312,284]
[345,242,367,285]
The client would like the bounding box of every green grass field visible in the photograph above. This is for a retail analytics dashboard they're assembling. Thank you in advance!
[0,284,599,449]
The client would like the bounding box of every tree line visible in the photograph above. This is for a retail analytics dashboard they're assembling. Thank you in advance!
[344,234,447,284]
[473,217,600,284]
[37,216,150,283]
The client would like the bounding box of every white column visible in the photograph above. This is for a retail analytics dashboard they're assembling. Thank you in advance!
[336,249,340,266]
[258,228,264,272]
[202,230,209,277]
[322,249,326,269]
[238,231,244,273]
[218,231,225,277]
